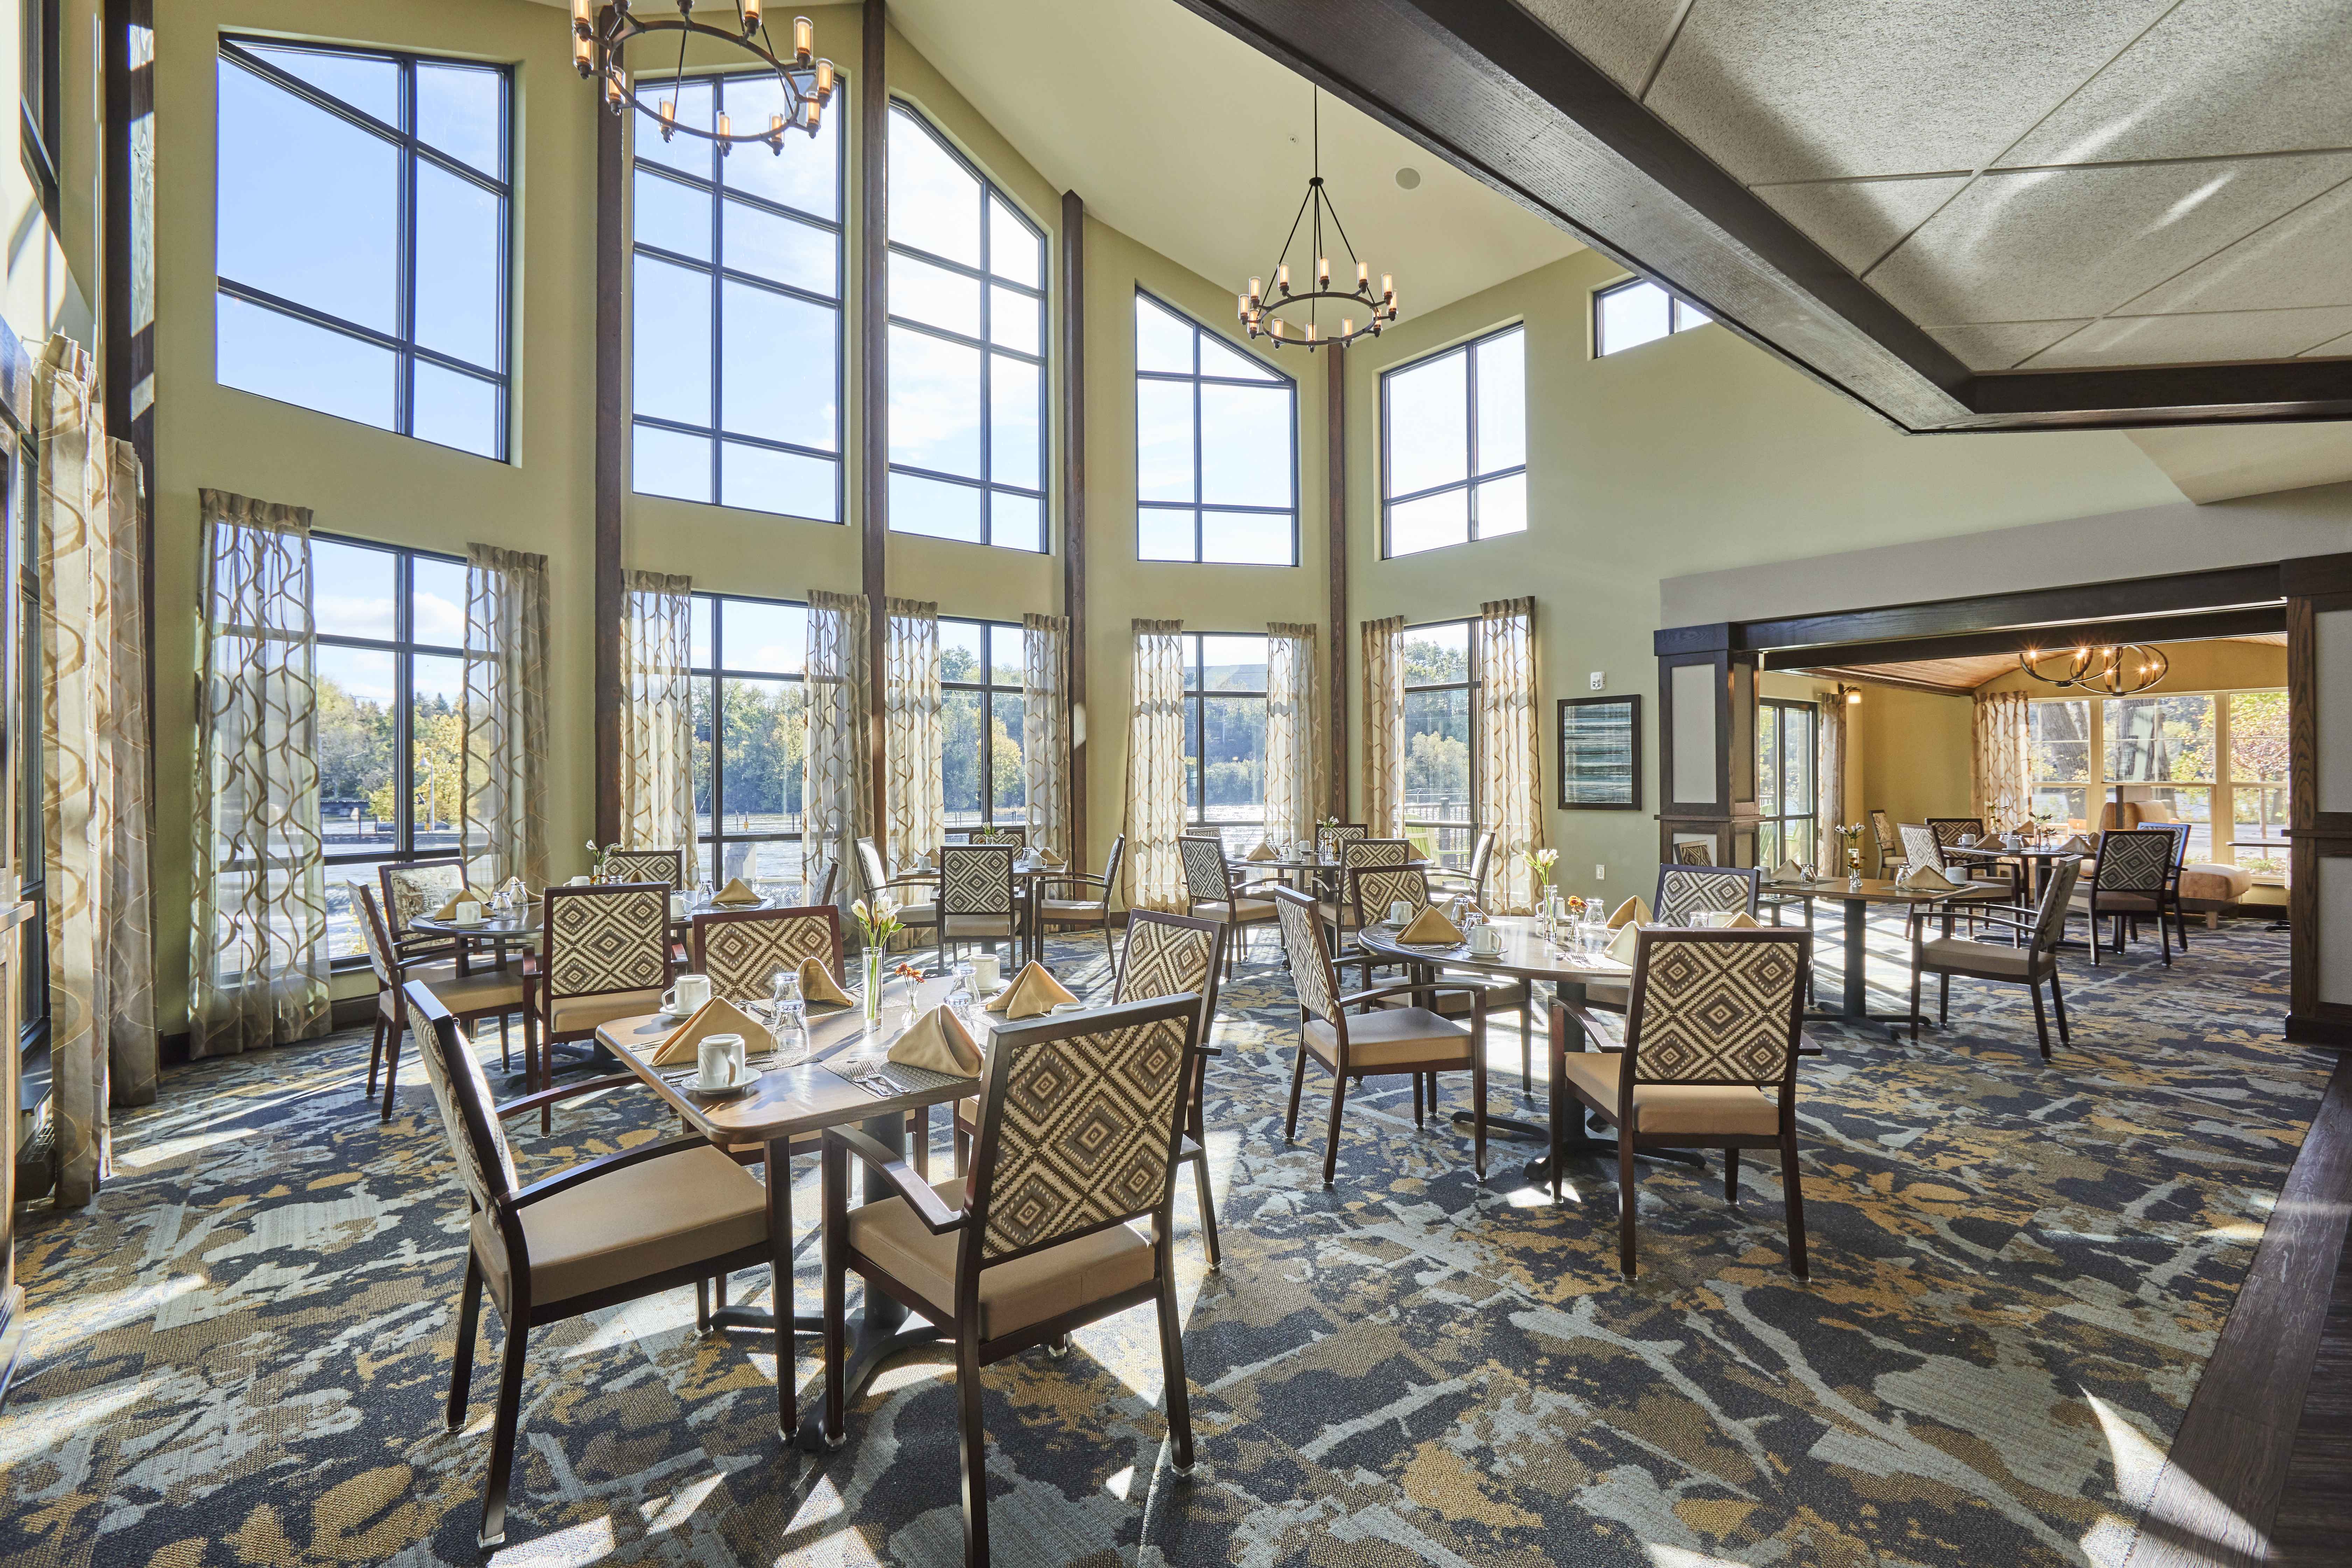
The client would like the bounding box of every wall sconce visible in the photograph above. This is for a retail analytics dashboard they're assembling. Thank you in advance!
[1836,683,1862,706]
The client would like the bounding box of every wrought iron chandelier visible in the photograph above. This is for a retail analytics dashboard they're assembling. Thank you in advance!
[570,1,837,152]
[1238,90,1397,351]
[2016,642,2171,696]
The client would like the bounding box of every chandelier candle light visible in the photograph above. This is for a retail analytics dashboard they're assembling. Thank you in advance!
[2015,642,2170,697]
[572,1,837,153]
[1239,89,1398,352]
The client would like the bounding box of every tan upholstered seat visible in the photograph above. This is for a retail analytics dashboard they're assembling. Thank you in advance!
[1919,936,2045,981]
[1038,898,1101,917]
[547,988,664,1035]
[1193,897,1276,923]
[1555,1051,1779,1136]
[847,1175,1155,1340]
[1303,1006,1471,1068]
[470,1142,766,1309]
[415,964,528,1013]
[940,913,1017,936]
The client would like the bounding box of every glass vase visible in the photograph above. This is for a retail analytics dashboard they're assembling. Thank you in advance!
[861,948,886,1025]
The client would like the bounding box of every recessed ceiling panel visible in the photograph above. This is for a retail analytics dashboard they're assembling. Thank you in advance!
[2121,175,2352,315]
[2023,306,2352,368]
[1511,0,1687,97]
[1754,175,1968,274]
[1926,320,2096,371]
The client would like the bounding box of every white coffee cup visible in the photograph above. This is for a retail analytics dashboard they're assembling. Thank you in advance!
[972,952,1001,991]
[454,899,483,925]
[668,891,688,920]
[1469,923,1505,956]
[1387,899,1414,925]
[697,1032,747,1090]
[567,874,590,886]
[664,973,713,1015]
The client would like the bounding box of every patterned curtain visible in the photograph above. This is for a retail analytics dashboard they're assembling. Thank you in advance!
[1974,690,2032,831]
[805,589,871,910]
[35,338,156,1206]
[1474,597,1544,913]
[1362,615,1406,836]
[191,488,329,1060]
[1021,612,1072,864]
[1815,691,1847,871]
[620,569,694,853]
[1125,619,1186,912]
[1265,622,1321,850]
[460,545,549,891]
[883,597,942,870]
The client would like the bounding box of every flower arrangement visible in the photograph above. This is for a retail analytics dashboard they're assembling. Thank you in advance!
[584,841,620,881]
[1832,822,1867,878]
[1520,846,1558,886]
[852,898,905,1022]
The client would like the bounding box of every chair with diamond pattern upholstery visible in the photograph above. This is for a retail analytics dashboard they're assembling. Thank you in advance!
[2075,827,2181,966]
[690,904,843,1003]
[1553,926,1812,1278]
[820,992,1205,1568]
[605,847,688,888]
[1869,809,1905,877]
[1315,821,1367,857]
[1426,827,1496,907]
[957,825,1025,847]
[1180,834,1276,980]
[1315,836,1414,960]
[1034,833,1125,963]
[354,882,525,1123]
[1350,863,1536,1101]
[522,882,672,1130]
[938,842,1019,966]
[856,835,937,948]
[381,858,469,954]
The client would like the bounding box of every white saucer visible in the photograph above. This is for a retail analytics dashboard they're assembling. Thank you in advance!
[688,1066,762,1099]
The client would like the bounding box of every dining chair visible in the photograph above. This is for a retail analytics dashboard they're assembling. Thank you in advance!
[354,883,525,1122]
[2146,821,2195,953]
[691,904,844,1002]
[1673,841,1714,865]
[1426,826,1497,906]
[938,843,1019,966]
[1317,836,1414,962]
[2075,828,2181,966]
[381,858,469,953]
[408,983,776,1553]
[606,847,688,888]
[1315,822,1368,857]
[1910,854,2082,1058]
[1653,862,1761,925]
[1034,833,1125,963]
[522,882,672,1130]
[1180,834,1278,980]
[1270,885,1487,1187]
[856,836,938,947]
[819,993,1205,1568]
[1350,863,1536,1099]
[1927,817,2017,906]
[959,825,1025,847]
[1869,809,1904,877]
[1553,926,1812,1278]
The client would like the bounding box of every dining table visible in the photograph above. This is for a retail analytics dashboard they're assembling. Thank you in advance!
[1760,876,2013,1036]
[596,974,994,1451]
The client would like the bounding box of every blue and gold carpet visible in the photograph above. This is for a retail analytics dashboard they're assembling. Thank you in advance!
[0,921,2325,1566]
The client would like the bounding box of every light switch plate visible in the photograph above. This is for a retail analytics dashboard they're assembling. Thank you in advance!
[1594,864,1606,881]
[1589,671,1605,690]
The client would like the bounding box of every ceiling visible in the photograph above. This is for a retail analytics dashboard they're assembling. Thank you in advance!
[1799,633,2288,694]
[1518,0,2352,373]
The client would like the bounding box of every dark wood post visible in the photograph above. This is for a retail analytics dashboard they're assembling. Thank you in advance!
[593,34,626,845]
[1326,343,1347,818]
[1060,189,1087,869]
[860,0,889,841]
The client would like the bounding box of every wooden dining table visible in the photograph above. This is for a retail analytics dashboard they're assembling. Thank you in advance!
[597,974,989,1451]
[1761,876,2012,1035]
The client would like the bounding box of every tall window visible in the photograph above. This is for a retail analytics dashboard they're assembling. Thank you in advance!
[2029,698,2093,827]
[13,446,47,1040]
[1381,324,1525,558]
[690,593,808,887]
[312,536,468,962]
[1757,698,1818,868]
[631,71,844,520]
[1134,292,1296,565]
[1180,634,1269,836]
[1594,278,1710,357]
[1401,621,1477,867]
[941,618,1026,832]
[887,105,1047,551]
[2027,689,2289,873]
[21,0,58,219]
[215,38,512,459]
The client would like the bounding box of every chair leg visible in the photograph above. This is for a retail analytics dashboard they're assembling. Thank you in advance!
[1321,1068,1348,1188]
[1155,1254,1196,1476]
[1617,1134,1639,1278]
[956,1333,990,1568]
[447,1249,483,1431]
[1189,1147,1221,1270]
[1724,1149,1739,1204]
[499,1011,511,1071]
[1779,1128,1809,1281]
[695,1278,710,1334]
[1519,999,1532,1101]
[1938,973,1949,1027]
[2028,980,2052,1061]
[2050,969,2071,1050]
[1470,1051,1487,1182]
[2160,905,2173,966]
[1283,1040,1308,1143]
[1909,961,1923,1044]
[953,1124,971,1177]
[379,1021,405,1124]
[821,1142,849,1447]
[478,1318,529,1550]
[1411,1071,1424,1128]
[364,1013,388,1101]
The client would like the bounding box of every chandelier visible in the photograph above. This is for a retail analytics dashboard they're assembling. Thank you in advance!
[1238,90,1396,351]
[571,1,837,152]
[2016,643,2170,696]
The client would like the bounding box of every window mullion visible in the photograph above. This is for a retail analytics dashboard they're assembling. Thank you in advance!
[398,58,418,439]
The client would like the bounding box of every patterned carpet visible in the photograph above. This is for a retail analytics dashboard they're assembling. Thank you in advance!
[0,919,2328,1568]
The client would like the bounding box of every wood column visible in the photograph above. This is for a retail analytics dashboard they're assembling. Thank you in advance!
[1326,343,1347,818]
[593,46,626,845]
[1653,624,1759,867]
[103,0,155,757]
[1059,189,1088,869]
[860,0,889,841]
[2285,552,2352,1048]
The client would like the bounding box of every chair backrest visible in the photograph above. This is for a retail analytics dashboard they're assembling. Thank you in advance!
[1463,827,1497,889]
[1624,928,1808,1089]
[1269,884,1341,1025]
[961,825,1025,847]
[2148,820,2192,872]
[1653,863,1760,925]
[2029,856,2086,952]
[382,858,468,938]
[1351,865,1430,926]
[541,882,672,1001]
[940,843,1015,916]
[960,993,1201,1269]
[1115,909,1224,1062]
[2095,828,2175,894]
[855,836,890,896]
[406,980,520,1216]
[1673,841,1713,865]
[350,882,398,987]
[607,847,687,888]
[1342,837,1413,877]
[1316,822,1367,854]
[811,860,840,907]
[1177,835,1234,903]
[1927,819,1985,858]
[1099,834,1127,901]
[1869,809,1900,855]
[1898,822,1943,873]
[693,904,844,1000]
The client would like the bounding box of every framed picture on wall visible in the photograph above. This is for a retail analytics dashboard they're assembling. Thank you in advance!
[1559,695,1641,810]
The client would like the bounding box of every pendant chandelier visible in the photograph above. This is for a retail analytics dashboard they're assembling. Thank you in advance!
[570,1,837,152]
[2016,642,2170,696]
[1238,90,1397,351]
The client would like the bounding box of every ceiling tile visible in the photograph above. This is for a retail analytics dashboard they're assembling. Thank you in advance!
[1925,320,2095,371]
[1865,154,2352,324]
[1511,0,1688,97]
[2120,175,2352,314]
[2304,331,2352,356]
[2000,0,2352,168]
[1755,175,1968,273]
[2021,306,2352,367]
[1641,0,2174,184]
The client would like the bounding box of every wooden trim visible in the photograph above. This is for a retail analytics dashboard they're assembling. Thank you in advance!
[2290,598,2317,836]
[592,41,625,846]
[1774,606,2288,675]
[860,0,889,842]
[1326,343,1347,818]
[2282,551,2352,600]
[1059,188,1087,871]
[104,0,156,766]
[1969,360,2352,430]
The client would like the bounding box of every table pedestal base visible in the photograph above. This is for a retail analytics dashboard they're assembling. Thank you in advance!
[793,1312,940,1452]
[1450,1110,1547,1144]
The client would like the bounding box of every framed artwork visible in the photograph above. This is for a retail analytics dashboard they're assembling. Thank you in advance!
[1559,695,1640,810]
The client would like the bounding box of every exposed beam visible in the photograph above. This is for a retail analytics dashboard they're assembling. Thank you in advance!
[593,47,625,845]
[860,0,889,841]
[1768,607,2288,676]
[1169,0,2351,433]
[1059,188,1088,869]
[1326,343,1348,818]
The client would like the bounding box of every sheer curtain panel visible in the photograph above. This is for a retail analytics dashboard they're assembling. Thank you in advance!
[191,488,329,1060]
[883,598,943,870]
[1022,612,1072,863]
[1474,598,1544,912]
[805,589,872,909]
[1816,692,1847,870]
[1125,620,1186,911]
[36,337,156,1205]
[461,545,550,890]
[620,569,695,853]
[1362,616,1407,836]
[1265,622,1322,850]
[1974,690,2032,831]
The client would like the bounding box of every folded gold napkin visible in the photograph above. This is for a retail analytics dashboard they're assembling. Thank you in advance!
[1245,839,1279,862]
[797,956,853,1006]
[648,997,768,1066]
[1605,922,1642,965]
[1397,906,1465,945]
[712,877,762,906]
[985,961,1078,1020]
[1037,848,1065,869]
[2063,834,2095,854]
[1606,896,1651,930]
[1779,859,1806,884]
[1903,866,1961,893]
[888,1004,983,1076]
[1724,910,1761,929]
[431,892,474,920]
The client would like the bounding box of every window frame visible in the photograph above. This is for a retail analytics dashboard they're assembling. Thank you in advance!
[1378,322,1527,560]
[939,616,1027,832]
[1399,618,1480,866]
[1179,632,1270,835]
[1592,276,1710,358]
[629,67,848,523]
[20,0,59,226]
[690,590,810,886]
[1133,288,1298,567]
[885,102,1049,552]
[1756,696,1818,869]
[214,36,515,461]
[2026,686,2290,877]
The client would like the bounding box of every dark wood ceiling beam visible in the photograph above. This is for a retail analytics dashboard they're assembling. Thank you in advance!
[1771,606,2286,674]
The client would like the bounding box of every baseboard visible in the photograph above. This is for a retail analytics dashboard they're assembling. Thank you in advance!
[2286,1014,2352,1050]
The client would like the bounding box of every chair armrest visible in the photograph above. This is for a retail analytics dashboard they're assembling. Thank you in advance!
[1034,874,1107,895]
[824,1125,966,1235]
[496,1073,640,1120]
[873,875,939,897]
[505,1133,712,1209]
[1335,980,1489,1011]
[1196,1044,1223,1058]
[1556,1000,1626,1048]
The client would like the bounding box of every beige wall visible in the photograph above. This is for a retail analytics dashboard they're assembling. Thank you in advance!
[1846,683,1976,844]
